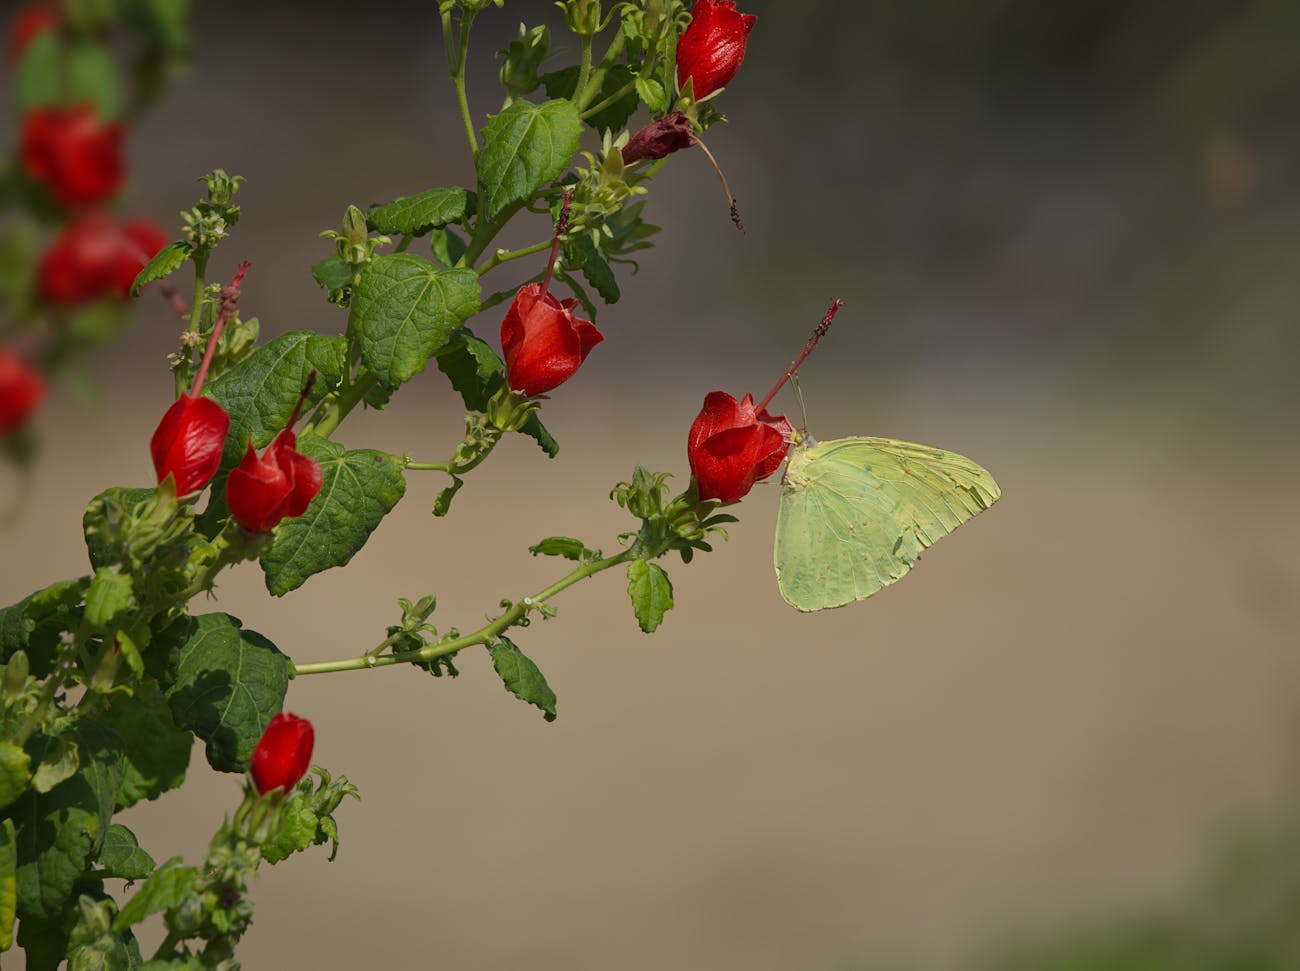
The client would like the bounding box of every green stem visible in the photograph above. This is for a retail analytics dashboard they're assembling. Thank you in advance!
[151,932,182,963]
[442,8,480,159]
[175,249,210,396]
[309,372,380,439]
[574,34,595,111]
[475,238,554,277]
[292,548,636,677]
[578,30,627,109]
[581,79,636,120]
[403,432,500,477]
[460,199,526,269]
[395,234,413,253]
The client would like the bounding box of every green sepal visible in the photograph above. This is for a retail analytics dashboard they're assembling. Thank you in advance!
[165,613,290,773]
[260,436,407,596]
[97,685,192,809]
[348,255,481,389]
[432,474,464,518]
[435,328,559,457]
[84,568,135,631]
[476,98,583,219]
[260,769,359,865]
[130,241,193,296]
[95,825,156,882]
[82,488,155,571]
[529,537,600,562]
[626,560,673,633]
[205,330,348,471]
[366,188,475,237]
[634,76,668,114]
[543,64,640,134]
[490,636,557,722]
[111,858,196,933]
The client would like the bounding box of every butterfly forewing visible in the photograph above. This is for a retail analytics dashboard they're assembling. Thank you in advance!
[774,437,1000,611]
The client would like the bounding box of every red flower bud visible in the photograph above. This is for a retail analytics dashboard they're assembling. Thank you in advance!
[676,0,756,100]
[38,212,167,304]
[687,390,792,503]
[227,430,323,533]
[20,105,125,209]
[501,282,603,396]
[10,7,57,65]
[150,393,230,497]
[250,712,314,795]
[622,111,696,165]
[0,346,46,433]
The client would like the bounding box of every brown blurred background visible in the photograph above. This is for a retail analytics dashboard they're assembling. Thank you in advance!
[3,1,1300,967]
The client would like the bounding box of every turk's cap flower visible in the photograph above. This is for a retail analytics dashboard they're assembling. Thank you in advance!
[226,430,323,533]
[38,211,167,304]
[150,393,230,498]
[250,712,315,795]
[675,0,757,101]
[20,105,125,209]
[0,346,46,434]
[621,111,696,165]
[501,282,603,396]
[687,390,792,503]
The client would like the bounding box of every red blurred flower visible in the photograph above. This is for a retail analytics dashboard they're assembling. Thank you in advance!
[250,712,314,795]
[501,282,603,396]
[0,346,46,433]
[20,105,125,209]
[227,375,323,533]
[151,394,229,497]
[675,0,756,100]
[9,6,57,64]
[38,212,167,304]
[686,390,792,503]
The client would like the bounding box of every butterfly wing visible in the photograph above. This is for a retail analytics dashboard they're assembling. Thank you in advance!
[774,437,1001,611]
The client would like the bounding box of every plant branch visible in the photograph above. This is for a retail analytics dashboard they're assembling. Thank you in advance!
[291,548,636,677]
[579,30,627,109]
[475,238,554,277]
[442,8,480,159]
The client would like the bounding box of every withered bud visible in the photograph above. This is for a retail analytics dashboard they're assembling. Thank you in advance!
[621,112,697,165]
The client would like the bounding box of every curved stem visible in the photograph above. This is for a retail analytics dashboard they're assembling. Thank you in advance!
[292,548,636,677]
[581,79,636,121]
[442,8,480,159]
[308,371,380,439]
[475,238,553,277]
[574,34,595,112]
[579,30,627,109]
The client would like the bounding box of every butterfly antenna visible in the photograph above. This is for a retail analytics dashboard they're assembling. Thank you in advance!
[757,298,844,414]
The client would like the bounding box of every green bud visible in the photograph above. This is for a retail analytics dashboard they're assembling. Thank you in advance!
[558,0,605,36]
[201,169,243,206]
[499,24,551,99]
[342,205,369,246]
[2,651,29,700]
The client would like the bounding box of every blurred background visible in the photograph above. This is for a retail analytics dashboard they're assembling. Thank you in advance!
[4,0,1300,967]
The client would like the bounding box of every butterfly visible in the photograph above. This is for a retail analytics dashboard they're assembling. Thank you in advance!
[774,434,1000,611]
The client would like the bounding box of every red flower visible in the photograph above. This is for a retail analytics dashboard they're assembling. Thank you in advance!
[0,346,46,433]
[676,0,756,100]
[20,105,125,209]
[38,212,167,303]
[10,6,57,64]
[687,390,792,503]
[622,111,696,165]
[150,394,230,497]
[501,282,603,396]
[250,712,315,795]
[227,430,323,533]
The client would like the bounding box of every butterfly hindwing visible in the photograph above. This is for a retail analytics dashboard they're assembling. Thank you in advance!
[774,436,1000,611]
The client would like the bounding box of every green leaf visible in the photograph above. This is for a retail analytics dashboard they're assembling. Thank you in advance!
[634,76,668,114]
[0,818,15,951]
[490,636,557,722]
[311,253,354,306]
[260,437,407,596]
[1,579,89,675]
[366,188,475,237]
[13,723,124,921]
[477,98,583,218]
[529,537,599,562]
[66,41,119,120]
[348,255,480,389]
[626,560,674,633]
[435,328,559,457]
[0,743,31,811]
[83,569,134,630]
[130,241,192,296]
[430,227,468,267]
[205,330,347,468]
[31,736,78,794]
[572,233,620,305]
[95,825,155,882]
[432,474,464,518]
[543,65,640,134]
[98,687,192,809]
[166,613,290,773]
[112,858,196,933]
